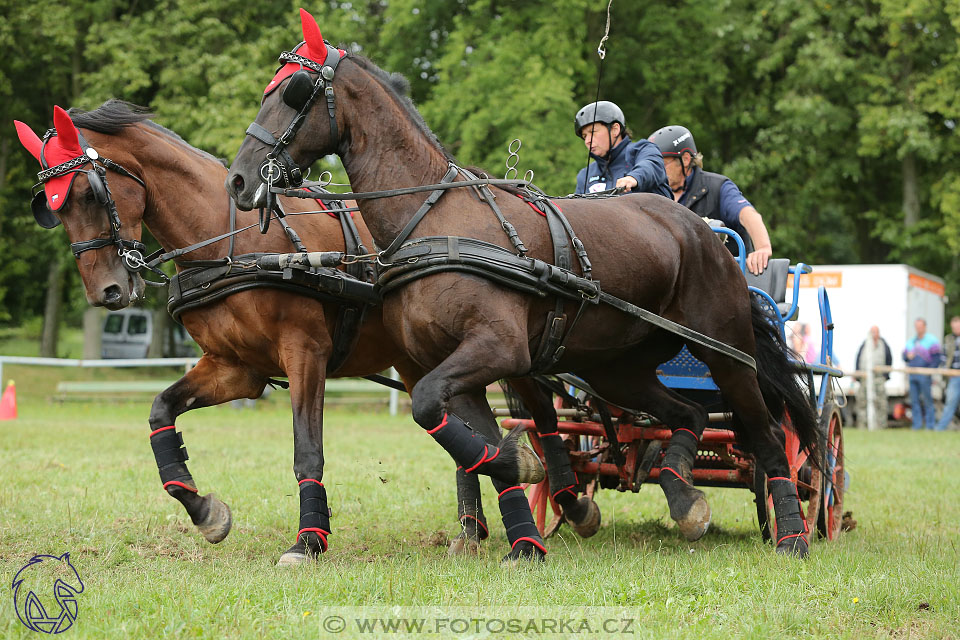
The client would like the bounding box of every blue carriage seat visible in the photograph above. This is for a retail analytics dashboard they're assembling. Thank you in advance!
[744,258,797,322]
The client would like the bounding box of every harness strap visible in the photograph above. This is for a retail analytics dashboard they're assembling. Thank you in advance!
[380,164,460,258]
[272,176,531,202]
[377,236,758,372]
[274,201,307,252]
[457,167,527,255]
[597,291,757,370]
[326,201,370,375]
[246,123,304,187]
[228,198,237,259]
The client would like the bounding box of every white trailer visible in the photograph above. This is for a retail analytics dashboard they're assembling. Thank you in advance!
[786,264,946,400]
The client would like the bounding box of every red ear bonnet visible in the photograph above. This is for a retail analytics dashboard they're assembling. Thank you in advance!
[299,8,327,62]
[263,8,345,96]
[13,106,85,211]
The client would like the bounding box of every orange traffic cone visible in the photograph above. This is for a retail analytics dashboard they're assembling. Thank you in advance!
[0,380,17,420]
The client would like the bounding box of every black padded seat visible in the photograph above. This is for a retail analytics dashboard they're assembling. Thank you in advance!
[744,258,797,321]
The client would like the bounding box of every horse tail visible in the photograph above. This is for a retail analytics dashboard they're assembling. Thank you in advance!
[749,295,821,469]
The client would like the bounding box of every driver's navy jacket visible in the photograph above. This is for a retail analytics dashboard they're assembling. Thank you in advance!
[575,136,672,198]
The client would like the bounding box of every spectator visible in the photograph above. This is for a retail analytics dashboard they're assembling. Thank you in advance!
[934,315,960,431]
[903,318,941,430]
[648,125,772,275]
[854,326,892,429]
[573,101,672,198]
[790,323,818,364]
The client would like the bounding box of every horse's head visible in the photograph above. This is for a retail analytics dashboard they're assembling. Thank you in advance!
[15,106,148,309]
[227,9,346,210]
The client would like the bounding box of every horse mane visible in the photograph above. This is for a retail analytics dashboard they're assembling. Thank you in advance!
[68,99,227,167]
[349,56,456,163]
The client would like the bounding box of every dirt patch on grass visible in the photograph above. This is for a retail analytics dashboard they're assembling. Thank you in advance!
[417,530,449,548]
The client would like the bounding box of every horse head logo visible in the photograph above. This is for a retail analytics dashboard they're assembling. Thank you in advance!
[11,553,84,634]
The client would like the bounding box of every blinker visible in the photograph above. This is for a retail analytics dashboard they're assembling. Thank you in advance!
[31,190,61,229]
[87,170,108,205]
[282,70,315,112]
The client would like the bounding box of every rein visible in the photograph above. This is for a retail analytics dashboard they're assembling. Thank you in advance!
[271,164,759,372]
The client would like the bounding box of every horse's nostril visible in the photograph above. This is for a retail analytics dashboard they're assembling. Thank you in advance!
[233,174,245,193]
[103,285,122,305]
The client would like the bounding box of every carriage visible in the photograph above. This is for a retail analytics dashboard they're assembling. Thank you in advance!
[496,233,848,545]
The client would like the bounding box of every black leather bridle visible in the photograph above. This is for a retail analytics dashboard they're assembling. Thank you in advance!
[244,42,344,228]
[31,129,164,279]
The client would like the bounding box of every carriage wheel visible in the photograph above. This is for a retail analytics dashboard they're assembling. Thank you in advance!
[753,413,822,543]
[817,406,845,540]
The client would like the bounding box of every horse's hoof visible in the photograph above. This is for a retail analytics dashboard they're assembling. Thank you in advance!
[514,444,545,484]
[500,541,546,566]
[196,493,232,544]
[276,551,310,566]
[675,494,711,542]
[776,536,809,559]
[447,533,482,557]
[566,496,601,538]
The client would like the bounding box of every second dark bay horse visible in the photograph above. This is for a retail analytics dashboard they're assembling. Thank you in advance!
[226,10,820,557]
[14,100,552,564]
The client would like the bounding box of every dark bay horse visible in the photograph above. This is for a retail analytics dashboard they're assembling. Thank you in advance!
[14,101,549,564]
[226,10,820,557]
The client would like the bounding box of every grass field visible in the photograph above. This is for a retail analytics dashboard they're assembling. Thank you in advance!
[0,389,958,639]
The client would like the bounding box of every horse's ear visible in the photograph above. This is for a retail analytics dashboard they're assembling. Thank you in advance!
[52,106,81,153]
[13,120,43,163]
[299,8,328,65]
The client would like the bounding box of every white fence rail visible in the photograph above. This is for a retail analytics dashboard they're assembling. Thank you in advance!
[0,356,402,415]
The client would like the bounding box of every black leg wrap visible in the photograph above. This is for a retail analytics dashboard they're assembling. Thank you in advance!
[492,479,545,554]
[767,478,807,545]
[149,426,195,492]
[540,435,577,501]
[428,413,498,473]
[456,468,488,540]
[661,428,699,483]
[297,480,331,553]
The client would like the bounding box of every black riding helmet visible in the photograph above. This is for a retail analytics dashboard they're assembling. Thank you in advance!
[648,125,697,159]
[574,101,625,138]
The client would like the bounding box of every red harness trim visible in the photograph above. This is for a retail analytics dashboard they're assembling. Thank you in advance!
[512,536,547,554]
[674,428,698,440]
[150,425,176,438]
[767,476,791,484]
[298,478,323,487]
[465,445,499,474]
[776,531,808,547]
[426,414,449,435]
[297,527,330,552]
[498,485,523,499]
[162,480,197,493]
[661,467,691,486]
[515,194,562,217]
[459,514,489,537]
[539,432,560,437]
[552,485,578,500]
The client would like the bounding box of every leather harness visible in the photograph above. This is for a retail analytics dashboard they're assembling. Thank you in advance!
[166,194,378,376]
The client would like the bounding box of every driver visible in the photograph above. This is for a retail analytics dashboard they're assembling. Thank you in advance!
[648,125,772,275]
[574,101,672,198]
